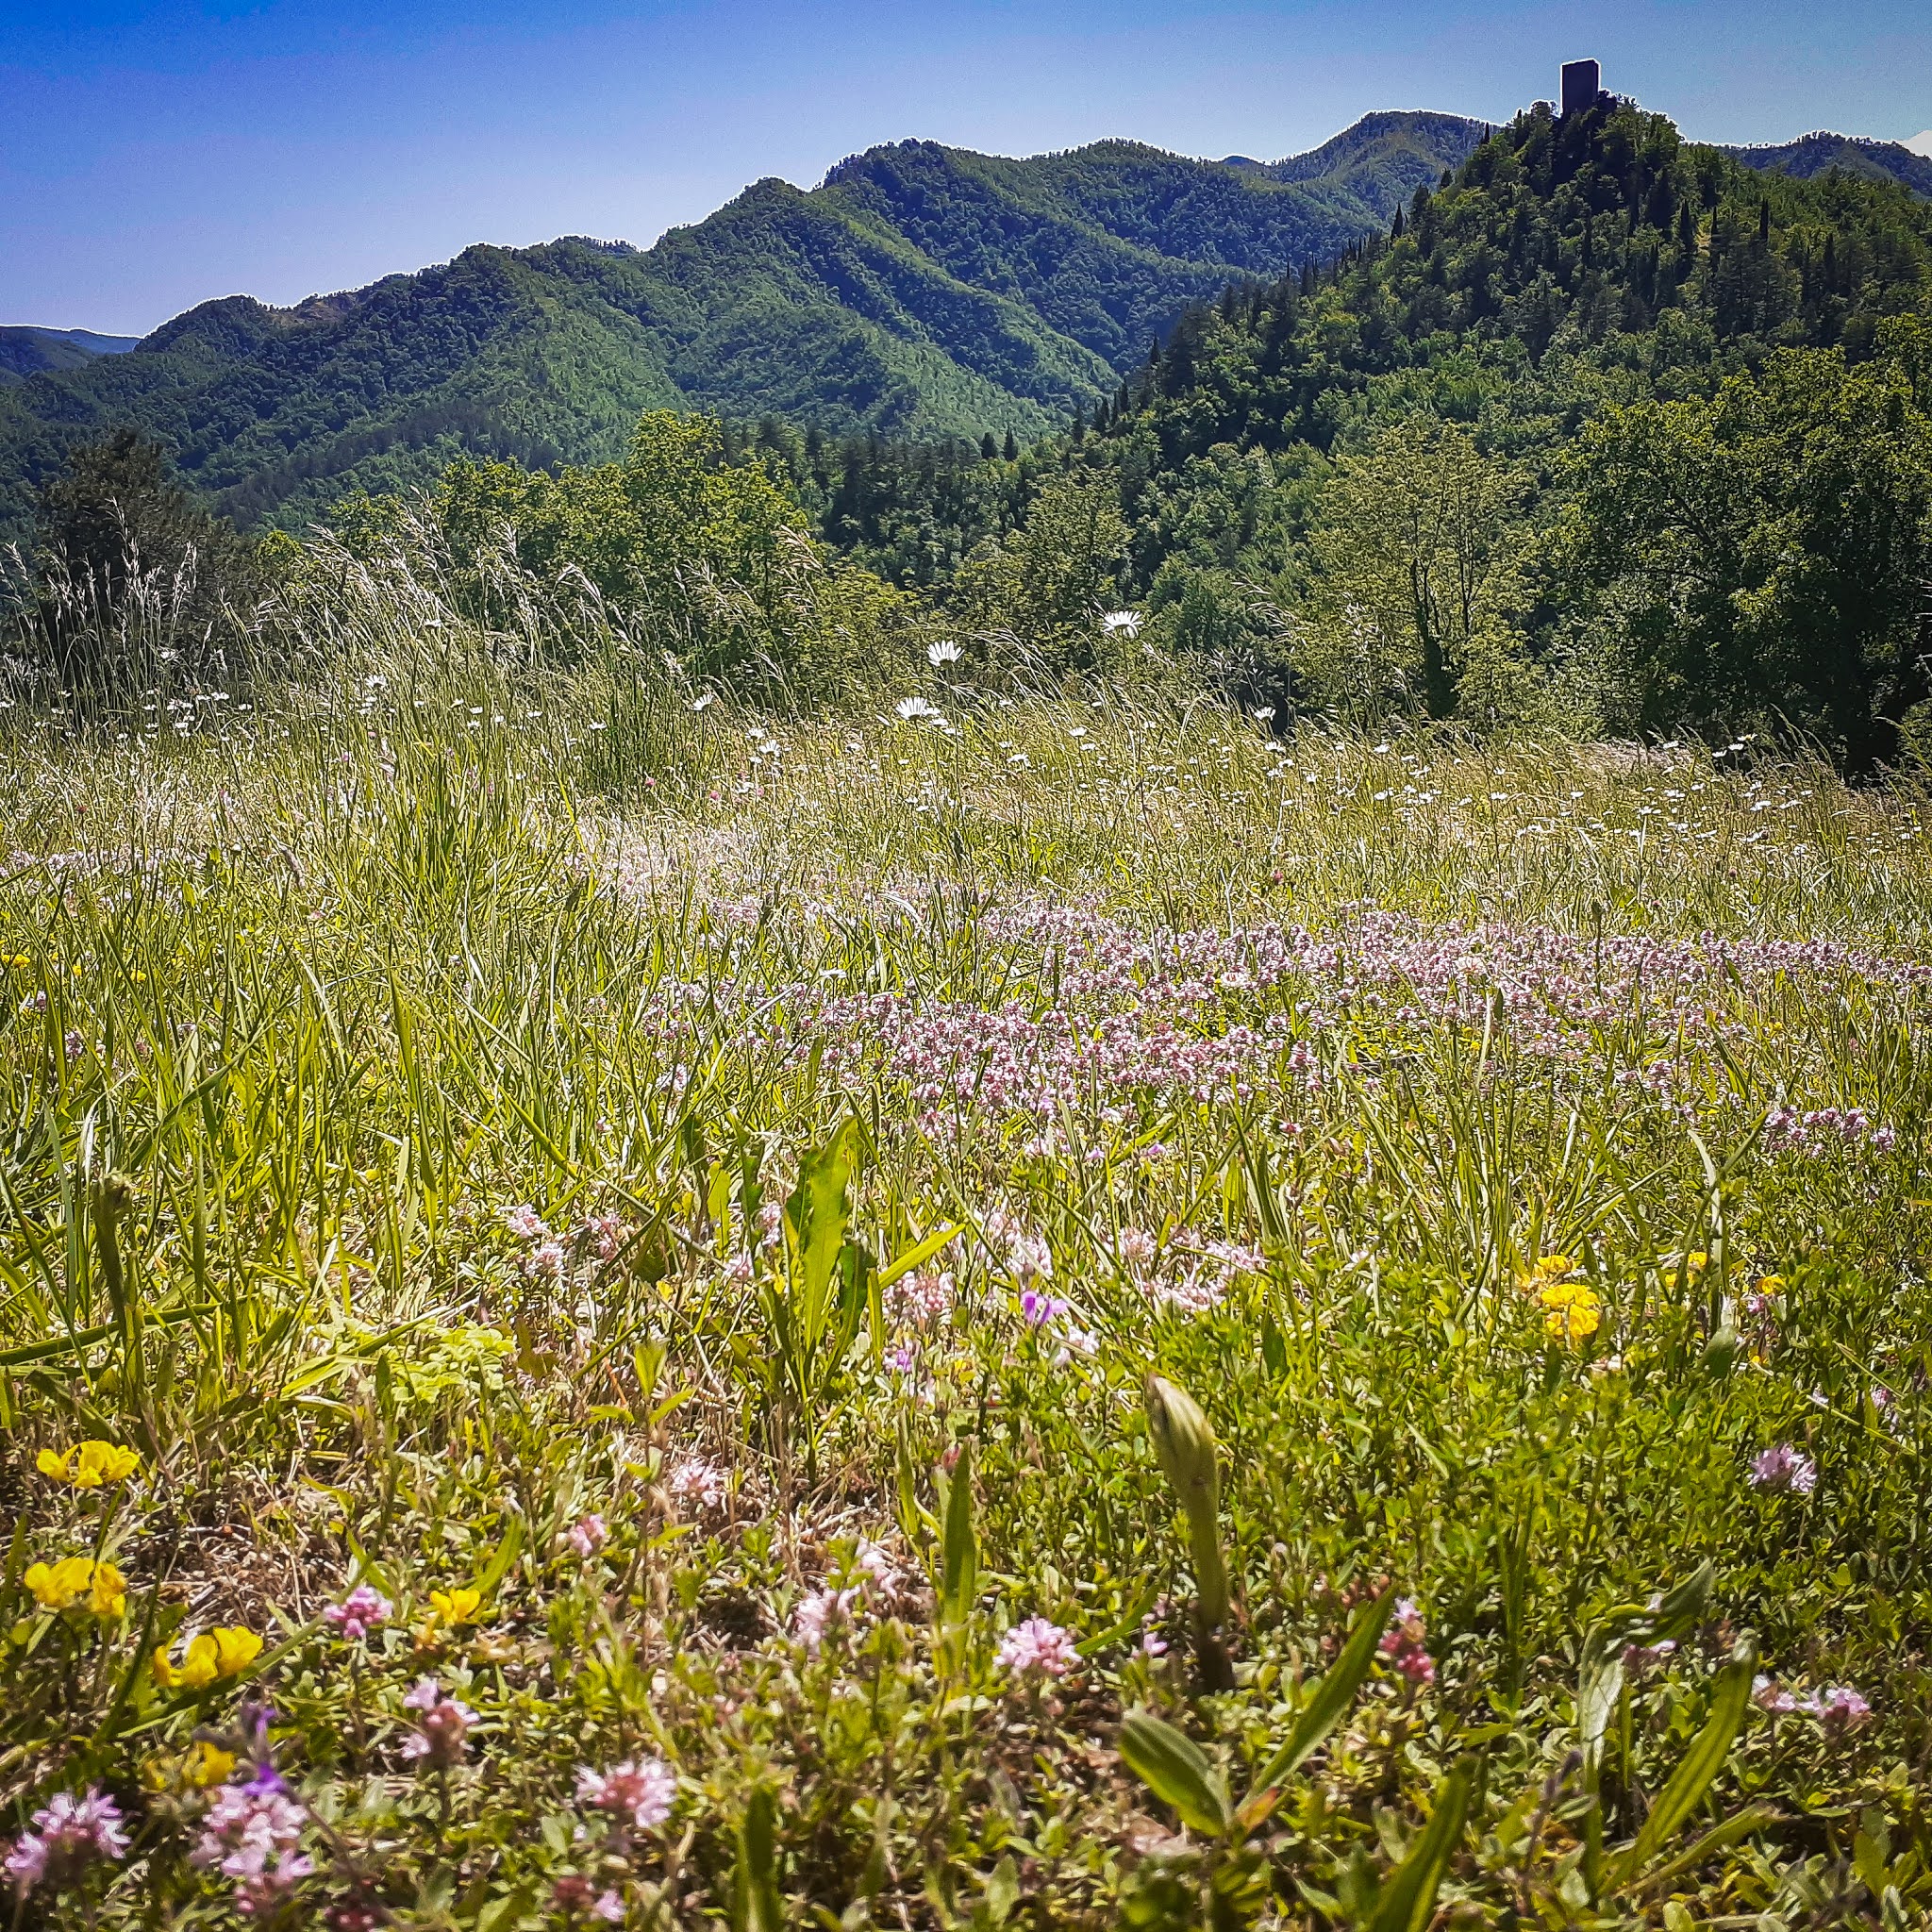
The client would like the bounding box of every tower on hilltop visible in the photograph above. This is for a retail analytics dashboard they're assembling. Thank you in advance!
[1560,58,1601,117]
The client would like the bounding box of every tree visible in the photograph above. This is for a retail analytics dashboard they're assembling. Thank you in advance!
[29,426,259,695]
[1560,320,1932,767]
[1303,416,1528,719]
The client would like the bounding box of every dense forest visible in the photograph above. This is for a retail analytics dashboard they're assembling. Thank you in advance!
[0,115,1486,539]
[11,93,1932,765]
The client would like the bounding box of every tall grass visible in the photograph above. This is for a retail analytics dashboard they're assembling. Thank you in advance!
[4,572,1931,1926]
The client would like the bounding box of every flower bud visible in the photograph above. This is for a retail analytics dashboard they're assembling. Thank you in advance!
[1144,1374,1229,1632]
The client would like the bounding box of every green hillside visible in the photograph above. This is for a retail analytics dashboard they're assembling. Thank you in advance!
[1721,131,1932,198]
[0,115,1485,538]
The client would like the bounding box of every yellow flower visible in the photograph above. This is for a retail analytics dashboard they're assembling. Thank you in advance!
[88,1561,127,1619]
[25,1556,96,1610]
[1539,1280,1603,1345]
[183,1741,238,1790]
[154,1626,258,1689]
[37,1441,142,1488]
[1753,1273,1786,1296]
[213,1626,264,1675]
[1684,1251,1709,1275]
[427,1587,482,1628]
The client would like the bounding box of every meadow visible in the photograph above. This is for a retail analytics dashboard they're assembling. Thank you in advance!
[5,596,1932,1929]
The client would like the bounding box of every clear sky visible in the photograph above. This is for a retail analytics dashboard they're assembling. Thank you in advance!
[4,0,1929,337]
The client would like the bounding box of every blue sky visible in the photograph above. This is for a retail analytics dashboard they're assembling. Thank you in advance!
[4,0,1929,336]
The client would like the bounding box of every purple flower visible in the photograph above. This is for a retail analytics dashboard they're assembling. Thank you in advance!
[322,1583,392,1641]
[996,1615,1079,1679]
[192,1781,311,1919]
[398,1678,477,1768]
[5,1787,129,1895]
[793,1585,860,1652]
[1378,1598,1436,1686]
[504,1204,548,1241]
[575,1757,676,1830]
[1748,1444,1818,1495]
[565,1514,608,1559]
[1819,1685,1874,1733]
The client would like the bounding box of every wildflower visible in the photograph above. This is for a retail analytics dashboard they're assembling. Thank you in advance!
[884,1266,952,1327]
[1100,610,1142,637]
[504,1203,548,1241]
[895,695,941,722]
[183,1741,239,1790]
[37,1440,142,1488]
[399,1677,476,1767]
[794,1586,860,1652]
[1819,1685,1874,1734]
[926,640,963,666]
[1520,1253,1574,1287]
[1748,1444,1818,1495]
[996,1615,1079,1678]
[565,1514,609,1558]
[25,1556,97,1611]
[1116,1227,1158,1274]
[667,1459,727,1511]
[153,1627,262,1689]
[575,1757,676,1830]
[551,1876,627,1921]
[1754,1674,1804,1714]
[5,1787,129,1895]
[1539,1279,1603,1345]
[192,1781,312,1918]
[322,1583,392,1641]
[87,1562,127,1618]
[1377,1598,1436,1686]
[427,1587,482,1627]
[524,1240,567,1280]
[1019,1287,1066,1327]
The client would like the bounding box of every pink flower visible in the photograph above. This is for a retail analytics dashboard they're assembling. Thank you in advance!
[504,1204,548,1241]
[575,1757,675,1830]
[322,1584,392,1641]
[997,1615,1079,1678]
[566,1514,608,1559]
[1819,1685,1874,1733]
[398,1679,476,1768]
[581,1213,625,1261]
[524,1240,567,1280]
[1748,1444,1818,1494]
[5,1788,129,1894]
[1019,1288,1066,1327]
[667,1459,726,1511]
[192,1782,311,1918]
[794,1586,859,1652]
[1378,1598,1436,1686]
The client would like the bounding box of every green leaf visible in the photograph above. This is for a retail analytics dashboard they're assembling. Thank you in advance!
[940,1442,977,1630]
[1366,1757,1474,1932]
[734,1785,785,1932]
[788,1117,858,1349]
[1612,1640,1757,1886]
[1117,1708,1233,1838]
[877,1222,964,1290]
[1252,1586,1395,1790]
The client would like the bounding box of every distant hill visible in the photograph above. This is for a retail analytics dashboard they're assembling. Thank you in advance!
[1724,131,1932,198]
[0,113,1486,537]
[0,325,140,387]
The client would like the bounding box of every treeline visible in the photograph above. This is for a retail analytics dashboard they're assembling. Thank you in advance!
[8,97,1932,766]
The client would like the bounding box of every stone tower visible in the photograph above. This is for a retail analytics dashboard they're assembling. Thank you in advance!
[1560,58,1601,117]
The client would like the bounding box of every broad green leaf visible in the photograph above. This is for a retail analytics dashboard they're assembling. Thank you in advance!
[1253,1586,1395,1790]
[877,1222,964,1289]
[940,1441,977,1630]
[1117,1708,1233,1838]
[1612,1641,1757,1885]
[1366,1757,1474,1932]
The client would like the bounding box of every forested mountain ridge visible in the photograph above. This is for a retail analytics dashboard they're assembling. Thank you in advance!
[0,113,1487,539]
[0,326,140,387]
[1719,132,1932,199]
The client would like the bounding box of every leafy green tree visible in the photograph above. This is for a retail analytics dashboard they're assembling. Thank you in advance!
[1303,416,1528,718]
[1560,321,1932,767]
[28,427,260,694]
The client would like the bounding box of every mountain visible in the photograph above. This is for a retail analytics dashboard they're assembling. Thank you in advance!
[0,113,1485,539]
[1724,131,1932,199]
[0,325,140,387]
